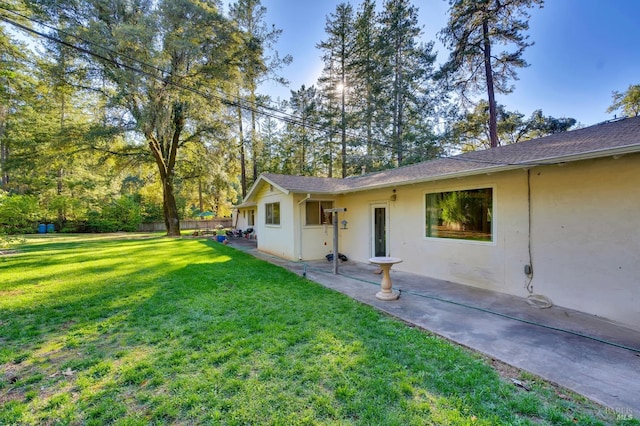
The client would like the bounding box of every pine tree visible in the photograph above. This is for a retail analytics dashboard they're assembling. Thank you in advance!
[379,0,438,166]
[317,3,355,178]
[229,0,291,194]
[439,0,543,148]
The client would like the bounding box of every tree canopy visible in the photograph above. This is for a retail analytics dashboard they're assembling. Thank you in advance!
[607,84,640,118]
[0,0,588,236]
[439,0,543,148]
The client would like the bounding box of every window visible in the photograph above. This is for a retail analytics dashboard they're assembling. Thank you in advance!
[265,202,280,225]
[248,209,255,226]
[305,201,334,225]
[425,188,492,241]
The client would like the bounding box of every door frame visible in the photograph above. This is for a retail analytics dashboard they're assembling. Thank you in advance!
[370,203,389,258]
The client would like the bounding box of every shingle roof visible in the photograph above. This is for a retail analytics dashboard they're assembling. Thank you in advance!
[245,116,640,200]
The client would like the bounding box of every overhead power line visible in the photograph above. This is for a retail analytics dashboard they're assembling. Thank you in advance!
[0,5,380,145]
[0,5,553,169]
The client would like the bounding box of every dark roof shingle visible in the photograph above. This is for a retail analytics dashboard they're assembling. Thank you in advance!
[247,116,640,198]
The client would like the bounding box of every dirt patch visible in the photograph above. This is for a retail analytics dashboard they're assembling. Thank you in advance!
[489,357,522,381]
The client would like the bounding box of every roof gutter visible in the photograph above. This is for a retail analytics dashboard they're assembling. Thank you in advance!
[328,144,640,195]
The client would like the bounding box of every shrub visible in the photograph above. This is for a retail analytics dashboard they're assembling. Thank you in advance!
[86,196,142,233]
[0,192,40,234]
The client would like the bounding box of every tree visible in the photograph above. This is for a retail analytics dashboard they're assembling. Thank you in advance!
[449,100,575,151]
[29,0,240,236]
[317,2,355,178]
[439,0,543,148]
[229,0,291,195]
[287,85,319,175]
[0,19,32,190]
[607,84,640,117]
[379,0,438,166]
[350,0,384,172]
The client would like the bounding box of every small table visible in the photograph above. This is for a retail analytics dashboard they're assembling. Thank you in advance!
[369,257,403,300]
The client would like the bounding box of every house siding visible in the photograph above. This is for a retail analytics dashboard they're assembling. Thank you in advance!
[529,154,640,327]
[339,171,530,297]
[255,185,296,259]
[294,194,342,261]
[243,124,640,330]
[336,158,639,329]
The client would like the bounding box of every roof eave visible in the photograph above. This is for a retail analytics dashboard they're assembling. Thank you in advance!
[336,144,640,194]
[243,174,290,202]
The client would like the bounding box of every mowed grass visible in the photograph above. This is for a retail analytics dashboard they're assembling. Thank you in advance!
[0,234,625,425]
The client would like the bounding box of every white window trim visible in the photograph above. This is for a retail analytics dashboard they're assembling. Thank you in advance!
[423,184,497,246]
[265,202,281,227]
[304,199,335,227]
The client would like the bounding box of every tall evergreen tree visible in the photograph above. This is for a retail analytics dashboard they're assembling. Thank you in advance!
[351,0,384,172]
[439,0,543,148]
[379,0,438,166]
[287,85,319,176]
[317,3,355,178]
[229,0,291,195]
[0,24,29,190]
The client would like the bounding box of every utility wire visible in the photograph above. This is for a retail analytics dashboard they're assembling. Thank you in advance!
[0,7,373,143]
[301,262,640,354]
[0,6,576,170]
[229,241,640,355]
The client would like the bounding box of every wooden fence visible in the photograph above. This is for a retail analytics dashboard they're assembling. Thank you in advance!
[138,218,233,232]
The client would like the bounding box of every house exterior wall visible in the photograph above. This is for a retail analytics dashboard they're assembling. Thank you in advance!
[339,171,531,298]
[294,194,341,261]
[255,185,296,259]
[336,156,639,330]
[233,207,255,232]
[249,154,639,330]
[528,154,639,328]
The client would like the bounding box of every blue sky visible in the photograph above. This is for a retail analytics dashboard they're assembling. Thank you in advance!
[251,0,640,127]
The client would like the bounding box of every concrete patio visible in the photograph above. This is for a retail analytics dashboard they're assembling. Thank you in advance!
[225,237,640,418]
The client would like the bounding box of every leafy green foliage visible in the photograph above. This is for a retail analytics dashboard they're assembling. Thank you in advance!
[607,84,640,117]
[449,100,576,150]
[86,196,142,232]
[0,191,39,234]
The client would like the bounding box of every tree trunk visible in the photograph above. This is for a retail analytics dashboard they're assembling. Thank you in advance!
[146,110,182,237]
[341,74,347,178]
[0,139,7,189]
[250,89,259,185]
[160,172,180,236]
[0,105,7,188]
[483,18,499,148]
[58,93,65,224]
[394,35,403,166]
[237,97,247,197]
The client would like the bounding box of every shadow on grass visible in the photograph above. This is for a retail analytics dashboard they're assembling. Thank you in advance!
[0,236,617,425]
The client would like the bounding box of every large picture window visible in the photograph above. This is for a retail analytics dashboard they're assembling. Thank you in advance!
[306,201,334,225]
[265,202,280,225]
[425,188,493,242]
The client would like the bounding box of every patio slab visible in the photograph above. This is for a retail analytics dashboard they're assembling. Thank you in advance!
[227,238,640,418]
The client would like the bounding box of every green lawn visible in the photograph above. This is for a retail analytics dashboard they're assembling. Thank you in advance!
[0,234,627,425]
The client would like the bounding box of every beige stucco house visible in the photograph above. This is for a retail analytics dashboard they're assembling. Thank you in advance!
[240,116,640,331]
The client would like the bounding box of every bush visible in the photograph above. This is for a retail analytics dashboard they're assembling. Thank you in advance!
[0,192,40,234]
[86,196,142,233]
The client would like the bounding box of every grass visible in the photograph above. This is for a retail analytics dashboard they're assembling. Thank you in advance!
[0,234,633,425]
